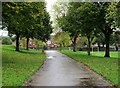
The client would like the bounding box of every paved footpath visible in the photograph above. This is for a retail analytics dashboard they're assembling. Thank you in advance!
[26,50,114,87]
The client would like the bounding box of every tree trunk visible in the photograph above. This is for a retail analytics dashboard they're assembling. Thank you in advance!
[62,41,65,47]
[26,37,29,50]
[102,43,105,48]
[16,34,20,51]
[104,34,110,57]
[73,37,77,52]
[60,43,62,51]
[115,44,118,51]
[87,36,91,55]
[98,42,101,51]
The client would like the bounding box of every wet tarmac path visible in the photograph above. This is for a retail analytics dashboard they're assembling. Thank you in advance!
[27,50,114,87]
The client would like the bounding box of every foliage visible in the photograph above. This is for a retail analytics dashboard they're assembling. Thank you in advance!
[55,2,119,57]
[54,2,83,52]
[60,50,118,86]
[109,31,120,46]
[2,2,52,51]
[96,2,119,57]
[76,2,100,55]
[52,32,71,47]
[35,11,53,42]
[116,2,120,27]
[11,36,16,42]
[34,38,46,48]
[20,37,26,48]
[76,36,87,49]
[2,45,46,86]
[95,33,105,47]
[52,1,68,32]
[0,36,12,45]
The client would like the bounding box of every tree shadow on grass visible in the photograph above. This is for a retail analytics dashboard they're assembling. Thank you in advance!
[60,51,118,60]
[19,50,39,55]
[79,54,118,60]
[2,46,41,55]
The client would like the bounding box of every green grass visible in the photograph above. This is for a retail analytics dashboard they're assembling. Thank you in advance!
[59,50,119,86]
[2,45,46,86]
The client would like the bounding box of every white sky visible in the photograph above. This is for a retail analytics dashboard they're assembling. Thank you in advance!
[45,0,57,13]
[45,0,58,35]
[45,0,57,22]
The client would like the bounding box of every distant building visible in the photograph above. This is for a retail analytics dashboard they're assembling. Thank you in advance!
[28,39,37,49]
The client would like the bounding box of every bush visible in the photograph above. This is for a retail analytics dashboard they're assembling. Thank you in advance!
[0,36,12,45]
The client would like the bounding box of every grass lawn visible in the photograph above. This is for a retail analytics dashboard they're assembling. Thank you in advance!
[1,45,46,86]
[59,50,119,86]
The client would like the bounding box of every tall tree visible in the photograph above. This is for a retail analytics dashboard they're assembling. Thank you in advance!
[97,2,118,57]
[76,2,99,55]
[2,2,25,51]
[35,9,53,43]
[2,2,52,51]
[21,2,46,50]
[56,2,82,52]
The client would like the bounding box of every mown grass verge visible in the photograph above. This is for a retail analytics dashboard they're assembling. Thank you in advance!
[59,50,118,87]
[2,45,46,86]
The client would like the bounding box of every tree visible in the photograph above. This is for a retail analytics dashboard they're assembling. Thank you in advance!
[2,2,25,51]
[109,31,120,51]
[36,10,52,42]
[97,2,119,57]
[21,2,47,50]
[95,33,105,49]
[53,32,71,47]
[2,2,52,51]
[76,36,87,51]
[76,2,99,55]
[56,2,82,52]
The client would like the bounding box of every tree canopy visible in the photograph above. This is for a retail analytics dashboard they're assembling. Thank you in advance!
[54,2,119,57]
[2,2,52,51]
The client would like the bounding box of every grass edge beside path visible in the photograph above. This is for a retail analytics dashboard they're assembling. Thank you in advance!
[2,45,46,87]
[59,50,118,87]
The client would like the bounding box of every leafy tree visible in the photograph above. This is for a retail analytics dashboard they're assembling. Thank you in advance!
[52,1,68,32]
[96,2,119,57]
[52,32,70,47]
[34,38,46,49]
[2,2,25,51]
[21,37,26,48]
[2,2,52,51]
[76,2,99,55]
[35,10,52,43]
[21,2,47,50]
[76,36,87,50]
[56,2,82,52]
[109,31,120,51]
[95,33,105,50]
[116,2,120,27]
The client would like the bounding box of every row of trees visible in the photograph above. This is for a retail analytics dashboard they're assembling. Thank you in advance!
[54,2,120,57]
[2,2,52,51]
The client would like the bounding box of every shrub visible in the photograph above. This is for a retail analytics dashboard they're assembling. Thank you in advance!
[0,36,12,45]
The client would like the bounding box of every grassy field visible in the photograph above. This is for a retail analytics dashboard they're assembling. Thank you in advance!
[59,50,119,86]
[2,45,46,86]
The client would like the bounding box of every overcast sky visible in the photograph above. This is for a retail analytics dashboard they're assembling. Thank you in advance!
[45,0,57,21]
[45,0,57,13]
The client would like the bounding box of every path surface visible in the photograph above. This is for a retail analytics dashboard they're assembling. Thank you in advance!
[28,50,113,87]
